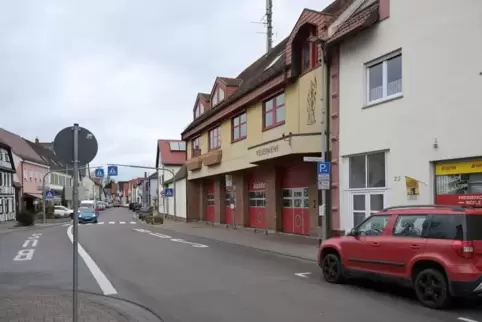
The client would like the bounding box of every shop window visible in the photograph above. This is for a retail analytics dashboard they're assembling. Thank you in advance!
[191,137,201,157]
[232,112,247,142]
[263,92,285,130]
[208,127,221,150]
[349,152,386,189]
[366,51,402,104]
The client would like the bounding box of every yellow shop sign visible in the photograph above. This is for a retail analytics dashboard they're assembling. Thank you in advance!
[435,160,482,175]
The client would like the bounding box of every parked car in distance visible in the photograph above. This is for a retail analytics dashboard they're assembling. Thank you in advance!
[319,205,482,310]
[54,205,74,218]
[77,207,98,224]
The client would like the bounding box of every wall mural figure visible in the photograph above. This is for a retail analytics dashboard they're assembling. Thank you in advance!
[306,77,317,125]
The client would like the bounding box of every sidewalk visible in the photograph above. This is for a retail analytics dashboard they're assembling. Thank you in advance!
[150,219,319,262]
[0,220,67,235]
[0,285,161,321]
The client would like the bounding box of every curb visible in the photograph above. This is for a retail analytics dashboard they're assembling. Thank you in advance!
[0,222,66,236]
[142,222,318,263]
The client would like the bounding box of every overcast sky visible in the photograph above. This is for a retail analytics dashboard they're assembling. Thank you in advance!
[0,0,330,180]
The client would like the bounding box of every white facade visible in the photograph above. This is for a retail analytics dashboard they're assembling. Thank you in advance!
[157,163,182,213]
[165,177,186,219]
[337,0,482,230]
[79,176,101,201]
[149,177,158,207]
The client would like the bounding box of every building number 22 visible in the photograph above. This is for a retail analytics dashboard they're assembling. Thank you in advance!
[394,176,401,182]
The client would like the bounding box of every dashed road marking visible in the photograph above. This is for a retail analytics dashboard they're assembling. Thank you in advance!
[66,225,117,295]
[108,222,115,224]
[98,222,104,224]
[458,318,479,322]
[129,221,136,224]
[134,228,209,248]
[119,221,126,224]
[294,272,312,278]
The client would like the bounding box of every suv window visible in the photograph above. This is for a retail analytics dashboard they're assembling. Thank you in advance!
[466,215,482,240]
[393,215,428,238]
[426,214,464,240]
[357,215,391,236]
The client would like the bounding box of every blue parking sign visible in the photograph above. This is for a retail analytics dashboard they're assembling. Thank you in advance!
[317,161,331,174]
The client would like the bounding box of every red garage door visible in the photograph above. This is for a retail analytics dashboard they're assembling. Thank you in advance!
[225,187,235,225]
[282,163,313,235]
[205,183,215,223]
[248,180,266,229]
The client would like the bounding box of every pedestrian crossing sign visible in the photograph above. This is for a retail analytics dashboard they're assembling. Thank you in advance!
[164,188,174,197]
[45,190,55,199]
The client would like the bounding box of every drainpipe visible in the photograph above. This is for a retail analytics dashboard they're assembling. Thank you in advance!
[324,45,332,240]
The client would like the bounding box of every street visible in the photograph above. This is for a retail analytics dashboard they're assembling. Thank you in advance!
[1,208,482,322]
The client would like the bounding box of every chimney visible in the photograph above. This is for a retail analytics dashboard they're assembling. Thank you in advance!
[35,137,39,144]
[379,0,390,21]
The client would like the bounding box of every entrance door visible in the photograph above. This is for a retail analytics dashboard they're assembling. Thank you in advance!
[248,189,266,229]
[225,188,236,225]
[282,187,310,235]
[206,184,215,223]
[350,191,387,228]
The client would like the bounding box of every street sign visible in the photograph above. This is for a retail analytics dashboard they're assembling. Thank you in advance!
[45,190,55,199]
[94,168,104,178]
[164,188,174,197]
[303,156,324,162]
[317,161,331,174]
[107,166,118,176]
[318,174,330,190]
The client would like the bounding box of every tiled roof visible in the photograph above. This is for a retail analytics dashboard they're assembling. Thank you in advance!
[0,128,47,164]
[329,0,379,43]
[219,77,243,87]
[25,140,66,170]
[181,37,288,136]
[199,93,210,102]
[157,139,186,166]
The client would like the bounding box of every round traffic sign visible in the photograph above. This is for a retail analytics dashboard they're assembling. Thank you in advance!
[53,125,98,166]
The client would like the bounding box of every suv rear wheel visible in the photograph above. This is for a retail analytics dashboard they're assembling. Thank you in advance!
[321,253,344,284]
[414,268,451,309]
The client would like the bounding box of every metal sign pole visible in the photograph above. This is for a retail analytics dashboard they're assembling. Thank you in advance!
[72,124,80,322]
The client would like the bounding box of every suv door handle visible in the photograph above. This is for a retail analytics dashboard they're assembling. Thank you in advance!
[410,244,420,249]
[372,242,380,247]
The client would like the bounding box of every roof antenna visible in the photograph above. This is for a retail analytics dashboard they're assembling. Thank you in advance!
[251,0,274,53]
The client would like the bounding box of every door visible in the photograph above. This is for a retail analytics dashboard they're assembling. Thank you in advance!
[342,215,392,272]
[206,184,215,223]
[350,191,387,228]
[282,188,310,235]
[225,188,235,225]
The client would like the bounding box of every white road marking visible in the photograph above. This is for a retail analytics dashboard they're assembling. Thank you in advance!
[119,221,126,224]
[67,225,117,295]
[14,233,42,261]
[98,222,104,224]
[109,221,115,224]
[62,223,70,226]
[86,223,93,226]
[130,221,136,224]
[458,318,479,322]
[14,249,35,261]
[294,272,312,278]
[134,229,209,248]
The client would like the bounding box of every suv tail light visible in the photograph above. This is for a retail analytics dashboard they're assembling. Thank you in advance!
[452,240,474,259]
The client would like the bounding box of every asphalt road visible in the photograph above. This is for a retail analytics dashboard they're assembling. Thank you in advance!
[1,207,481,322]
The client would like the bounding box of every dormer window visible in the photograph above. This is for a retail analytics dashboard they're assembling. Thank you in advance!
[301,25,318,73]
[212,87,225,107]
[194,102,205,118]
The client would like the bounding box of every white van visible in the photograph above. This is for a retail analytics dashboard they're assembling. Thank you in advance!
[79,200,96,209]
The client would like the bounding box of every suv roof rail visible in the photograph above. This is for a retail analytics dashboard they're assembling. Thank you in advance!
[382,205,466,212]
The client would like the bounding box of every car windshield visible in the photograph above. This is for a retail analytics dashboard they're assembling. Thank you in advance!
[78,207,93,213]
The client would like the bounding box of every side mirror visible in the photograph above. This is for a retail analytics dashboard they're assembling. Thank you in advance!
[347,228,357,236]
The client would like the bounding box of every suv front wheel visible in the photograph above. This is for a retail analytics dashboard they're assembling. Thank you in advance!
[414,268,451,309]
[321,253,344,284]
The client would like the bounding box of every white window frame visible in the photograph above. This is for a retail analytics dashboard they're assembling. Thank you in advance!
[347,151,388,192]
[365,49,402,106]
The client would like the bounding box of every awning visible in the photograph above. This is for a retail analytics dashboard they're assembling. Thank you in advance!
[23,193,43,199]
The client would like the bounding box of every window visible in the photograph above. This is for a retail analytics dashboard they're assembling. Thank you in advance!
[301,27,318,73]
[0,173,3,186]
[263,92,285,129]
[366,51,402,104]
[194,103,204,118]
[191,137,201,157]
[169,141,186,151]
[426,215,464,240]
[356,215,390,236]
[208,127,221,150]
[393,215,429,237]
[249,190,266,207]
[349,152,386,189]
[232,113,247,142]
[212,87,225,107]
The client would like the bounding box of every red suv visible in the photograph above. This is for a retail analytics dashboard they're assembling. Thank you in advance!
[318,205,482,309]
